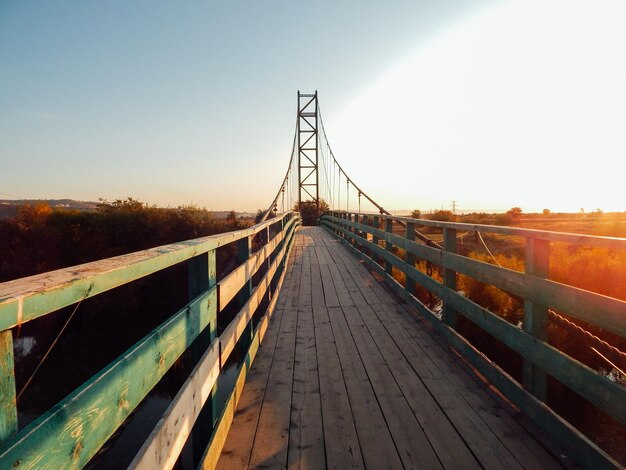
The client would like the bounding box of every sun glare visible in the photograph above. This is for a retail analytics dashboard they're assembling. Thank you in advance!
[330,0,626,213]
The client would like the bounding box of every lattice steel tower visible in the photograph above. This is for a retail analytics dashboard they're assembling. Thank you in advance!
[297,91,319,212]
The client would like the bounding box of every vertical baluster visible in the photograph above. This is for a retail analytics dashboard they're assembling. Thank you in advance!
[524,238,549,401]
[372,215,380,265]
[188,250,217,464]
[363,215,370,257]
[405,221,416,296]
[237,235,253,348]
[0,330,17,442]
[443,228,458,328]
[385,217,393,276]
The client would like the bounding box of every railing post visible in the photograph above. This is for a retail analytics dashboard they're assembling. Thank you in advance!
[524,238,549,401]
[385,217,394,276]
[442,228,458,328]
[188,250,217,465]
[372,215,380,265]
[405,222,416,296]
[0,330,17,442]
[363,215,370,257]
[237,235,254,347]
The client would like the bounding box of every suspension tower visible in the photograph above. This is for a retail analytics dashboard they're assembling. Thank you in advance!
[297,91,319,213]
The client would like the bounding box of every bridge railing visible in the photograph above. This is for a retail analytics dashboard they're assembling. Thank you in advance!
[0,211,300,469]
[321,210,626,468]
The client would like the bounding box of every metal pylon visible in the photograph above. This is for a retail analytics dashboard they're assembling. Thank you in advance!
[297,90,318,213]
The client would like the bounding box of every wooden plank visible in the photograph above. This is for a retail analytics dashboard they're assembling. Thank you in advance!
[318,244,353,308]
[359,302,523,469]
[324,306,404,468]
[287,307,325,469]
[329,232,620,469]
[381,301,563,470]
[247,248,300,469]
[314,247,340,308]
[299,247,313,308]
[310,245,326,309]
[339,305,442,469]
[312,306,364,470]
[0,331,17,442]
[0,286,217,469]
[129,340,220,470]
[0,212,297,331]
[327,241,560,468]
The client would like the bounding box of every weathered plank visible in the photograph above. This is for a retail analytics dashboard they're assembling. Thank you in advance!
[329,245,559,468]
[287,307,325,470]
[340,305,443,469]
[247,270,298,468]
[312,306,365,470]
[324,306,404,469]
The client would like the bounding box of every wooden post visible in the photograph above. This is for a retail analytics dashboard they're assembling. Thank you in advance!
[0,330,17,442]
[363,215,370,257]
[524,238,549,401]
[372,215,380,265]
[442,228,458,328]
[405,222,416,296]
[385,217,393,276]
[188,250,217,465]
[236,235,253,348]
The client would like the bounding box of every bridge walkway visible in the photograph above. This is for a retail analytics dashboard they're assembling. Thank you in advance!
[216,227,563,469]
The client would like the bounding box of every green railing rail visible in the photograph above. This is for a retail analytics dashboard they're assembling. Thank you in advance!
[321,211,626,469]
[0,211,300,469]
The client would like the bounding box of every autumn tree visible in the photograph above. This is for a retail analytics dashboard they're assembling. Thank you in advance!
[296,199,329,226]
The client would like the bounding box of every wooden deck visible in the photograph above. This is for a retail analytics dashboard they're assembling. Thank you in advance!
[216,227,564,469]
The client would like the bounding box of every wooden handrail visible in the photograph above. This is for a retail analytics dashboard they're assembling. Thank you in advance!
[0,212,301,469]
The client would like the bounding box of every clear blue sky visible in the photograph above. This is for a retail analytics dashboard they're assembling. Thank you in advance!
[2,0,625,213]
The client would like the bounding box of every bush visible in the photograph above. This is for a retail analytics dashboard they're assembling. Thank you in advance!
[297,199,329,226]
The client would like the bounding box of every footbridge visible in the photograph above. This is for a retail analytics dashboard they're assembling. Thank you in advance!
[0,93,625,469]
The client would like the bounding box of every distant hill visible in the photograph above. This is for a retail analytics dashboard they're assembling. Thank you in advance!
[0,199,256,220]
[0,199,98,219]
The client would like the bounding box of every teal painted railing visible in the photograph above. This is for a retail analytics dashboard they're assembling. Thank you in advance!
[0,211,300,469]
[321,211,626,469]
